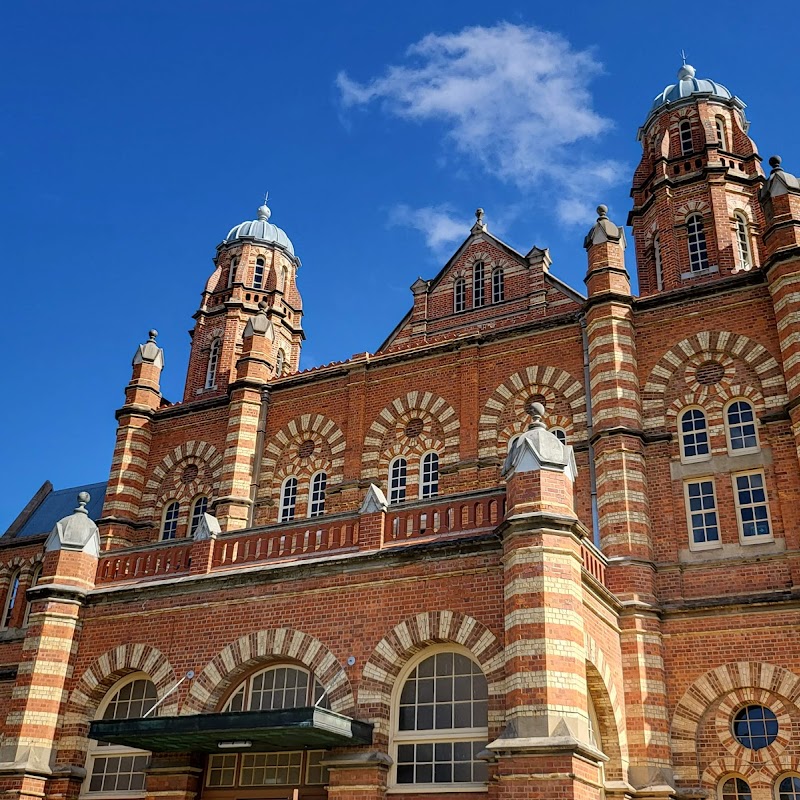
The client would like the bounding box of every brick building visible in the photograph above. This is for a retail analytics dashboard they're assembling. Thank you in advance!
[2,61,800,800]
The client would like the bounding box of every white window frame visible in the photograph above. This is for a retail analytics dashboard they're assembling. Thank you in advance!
[775,774,800,800]
[472,261,485,308]
[684,478,722,551]
[254,257,265,290]
[308,471,327,518]
[453,278,466,313]
[279,477,298,522]
[280,265,288,292]
[221,664,326,713]
[205,338,221,390]
[81,672,157,798]
[389,643,489,791]
[687,213,710,273]
[419,452,439,500]
[275,348,286,376]
[732,470,773,544]
[551,427,567,446]
[719,776,753,800]
[653,234,663,291]
[679,120,693,155]
[491,267,504,303]
[716,116,728,150]
[161,501,180,541]
[679,406,712,463]
[189,496,209,536]
[389,457,407,505]
[227,256,239,289]
[22,564,42,627]
[734,212,753,270]
[724,398,760,455]
[1,570,21,630]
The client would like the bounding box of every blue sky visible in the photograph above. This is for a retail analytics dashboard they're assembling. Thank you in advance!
[2,1,799,531]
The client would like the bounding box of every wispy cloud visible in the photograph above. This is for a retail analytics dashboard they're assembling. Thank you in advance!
[337,22,623,235]
[388,204,466,254]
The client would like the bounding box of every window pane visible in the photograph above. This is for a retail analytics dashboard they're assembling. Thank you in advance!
[734,473,771,538]
[685,480,719,546]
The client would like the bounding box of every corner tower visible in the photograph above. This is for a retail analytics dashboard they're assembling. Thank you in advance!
[629,63,766,296]
[182,200,304,402]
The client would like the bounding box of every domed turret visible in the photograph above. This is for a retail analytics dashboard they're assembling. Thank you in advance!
[225,202,295,256]
[647,62,741,124]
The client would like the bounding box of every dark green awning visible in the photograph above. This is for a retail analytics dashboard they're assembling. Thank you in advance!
[89,707,373,752]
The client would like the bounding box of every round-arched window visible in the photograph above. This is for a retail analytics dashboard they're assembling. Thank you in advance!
[222,664,326,712]
[778,776,800,800]
[721,777,752,800]
[732,705,778,749]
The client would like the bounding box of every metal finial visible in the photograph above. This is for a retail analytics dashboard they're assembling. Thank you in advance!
[680,49,687,66]
[148,329,158,342]
[263,191,269,206]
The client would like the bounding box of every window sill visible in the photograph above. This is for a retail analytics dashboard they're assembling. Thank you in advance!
[681,265,719,280]
[740,534,775,546]
[387,785,488,794]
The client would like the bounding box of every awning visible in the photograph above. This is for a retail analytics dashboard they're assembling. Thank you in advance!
[89,707,373,752]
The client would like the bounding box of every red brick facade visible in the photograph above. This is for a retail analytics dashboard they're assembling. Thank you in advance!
[3,64,800,800]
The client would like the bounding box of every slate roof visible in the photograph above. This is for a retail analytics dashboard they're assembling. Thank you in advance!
[7,482,107,539]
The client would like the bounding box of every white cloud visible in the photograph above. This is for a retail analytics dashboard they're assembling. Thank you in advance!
[337,22,624,231]
[388,204,466,253]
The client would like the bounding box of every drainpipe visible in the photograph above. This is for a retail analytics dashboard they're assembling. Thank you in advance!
[248,387,271,527]
[579,313,600,545]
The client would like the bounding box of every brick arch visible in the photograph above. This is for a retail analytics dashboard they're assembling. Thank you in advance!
[358,611,504,743]
[262,414,345,485]
[643,332,788,432]
[140,441,224,520]
[361,392,459,480]
[479,366,587,460]
[0,555,32,579]
[674,199,711,224]
[701,760,768,788]
[183,628,355,717]
[671,662,800,784]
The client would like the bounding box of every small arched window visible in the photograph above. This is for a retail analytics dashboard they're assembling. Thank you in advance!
[679,120,693,155]
[777,776,800,800]
[473,261,485,308]
[280,477,298,522]
[687,214,710,273]
[205,338,221,389]
[389,457,407,504]
[223,664,326,713]
[393,648,488,787]
[189,496,209,536]
[552,427,567,445]
[454,278,466,313]
[2,570,21,629]
[420,452,439,499]
[227,256,239,289]
[280,265,288,292]
[721,778,752,800]
[492,267,504,303]
[254,257,265,289]
[716,116,728,150]
[23,564,42,627]
[161,501,180,541]
[653,234,663,291]
[679,408,710,461]
[735,212,753,270]
[275,348,285,376]
[309,471,327,518]
[726,399,758,453]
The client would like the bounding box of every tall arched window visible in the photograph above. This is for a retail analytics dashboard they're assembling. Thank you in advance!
[653,234,663,291]
[161,501,180,540]
[716,116,728,150]
[22,564,42,627]
[679,408,710,461]
[280,477,298,522]
[280,265,288,292]
[420,452,439,499]
[205,338,221,389]
[472,261,485,308]
[726,399,758,453]
[189,496,209,536]
[491,267,504,303]
[275,348,285,376]
[687,214,710,273]
[254,257,265,289]
[227,256,239,288]
[679,120,693,155]
[735,212,753,270]
[309,471,327,518]
[777,776,800,800]
[393,648,488,787]
[453,278,466,313]
[389,457,407,504]
[720,777,752,800]
[84,674,157,795]
[2,570,21,629]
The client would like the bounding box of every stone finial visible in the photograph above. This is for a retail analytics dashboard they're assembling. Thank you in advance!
[360,484,388,514]
[45,493,100,556]
[132,329,165,368]
[584,205,626,250]
[193,512,221,541]
[528,401,546,430]
[761,154,800,199]
[243,301,275,339]
[471,207,487,234]
[503,419,577,482]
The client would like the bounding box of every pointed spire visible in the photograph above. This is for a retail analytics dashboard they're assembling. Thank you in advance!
[761,155,800,199]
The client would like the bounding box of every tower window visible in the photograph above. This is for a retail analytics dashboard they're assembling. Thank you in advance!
[254,258,265,290]
[389,457,407,504]
[716,116,728,150]
[653,234,663,291]
[309,471,327,518]
[735,213,753,270]
[420,452,439,499]
[205,338,221,389]
[189,496,209,536]
[473,261,485,308]
[491,267,504,303]
[280,477,298,522]
[275,348,286,376]
[280,265,288,292]
[227,256,239,289]
[686,214,710,273]
[161,501,180,540]
[679,120,693,155]
[454,278,466,313]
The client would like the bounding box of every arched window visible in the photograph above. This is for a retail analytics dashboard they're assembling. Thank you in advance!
[552,427,567,445]
[721,778,752,800]
[2,570,21,629]
[420,452,439,499]
[653,234,663,291]
[393,648,488,787]
[453,278,466,313]
[189,496,209,536]
[679,120,693,155]
[223,665,326,712]
[254,257,265,289]
[472,261,485,308]
[227,256,239,288]
[22,564,42,627]
[280,265,288,292]
[726,399,758,453]
[205,338,221,389]
[389,457,407,504]
[679,408,710,461]
[735,212,753,270]
[308,471,327,518]
[687,213,710,273]
[84,674,157,795]
[716,116,728,150]
[491,267,504,303]
[777,776,800,800]
[275,348,285,376]
[161,501,180,540]
[280,477,298,522]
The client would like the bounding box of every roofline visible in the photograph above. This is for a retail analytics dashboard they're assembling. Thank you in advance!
[3,481,52,538]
